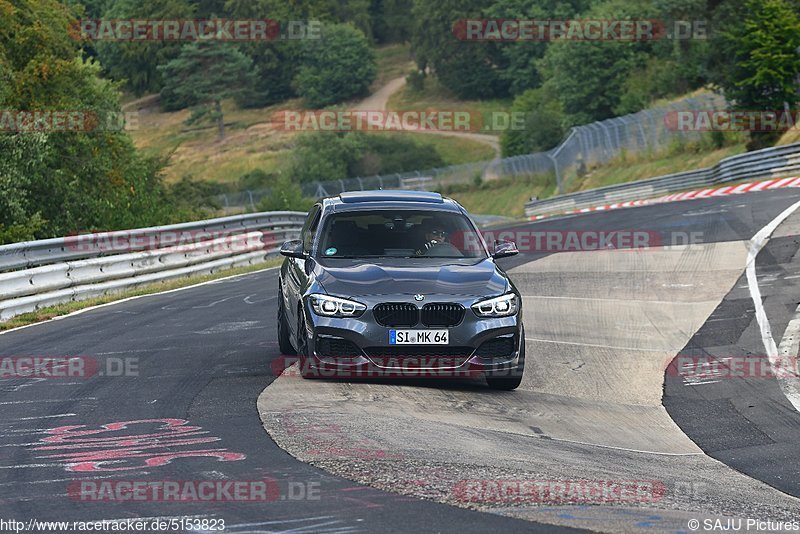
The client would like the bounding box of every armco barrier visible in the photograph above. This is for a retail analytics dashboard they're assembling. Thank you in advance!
[525,143,800,217]
[0,212,306,322]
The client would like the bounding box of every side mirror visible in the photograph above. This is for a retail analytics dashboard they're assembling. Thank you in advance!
[280,239,306,259]
[492,239,519,259]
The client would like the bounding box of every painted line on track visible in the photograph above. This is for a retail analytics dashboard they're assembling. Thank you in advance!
[745,199,800,414]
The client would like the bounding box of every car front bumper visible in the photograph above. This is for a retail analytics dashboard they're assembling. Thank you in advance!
[299,294,524,379]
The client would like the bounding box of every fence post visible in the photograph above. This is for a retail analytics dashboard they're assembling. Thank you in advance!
[548,152,563,194]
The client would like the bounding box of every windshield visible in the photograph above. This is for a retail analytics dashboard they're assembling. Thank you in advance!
[317,210,488,259]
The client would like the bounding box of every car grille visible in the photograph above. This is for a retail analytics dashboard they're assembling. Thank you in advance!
[474,336,516,358]
[373,303,419,327]
[317,337,362,358]
[365,346,472,368]
[365,346,473,358]
[421,303,465,327]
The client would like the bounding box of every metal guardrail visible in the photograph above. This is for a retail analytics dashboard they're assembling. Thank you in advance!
[0,212,306,322]
[524,143,800,217]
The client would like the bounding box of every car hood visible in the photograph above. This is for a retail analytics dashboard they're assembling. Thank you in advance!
[313,257,508,298]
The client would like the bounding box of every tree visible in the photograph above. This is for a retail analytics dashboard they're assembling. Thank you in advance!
[288,132,365,182]
[0,0,172,240]
[257,175,314,212]
[292,23,376,107]
[370,0,413,43]
[501,87,566,157]
[486,0,591,96]
[158,42,257,140]
[411,0,509,99]
[710,0,800,148]
[536,0,655,124]
[287,132,445,182]
[93,0,194,96]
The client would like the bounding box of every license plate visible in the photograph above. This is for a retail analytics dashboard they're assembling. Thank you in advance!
[389,330,449,345]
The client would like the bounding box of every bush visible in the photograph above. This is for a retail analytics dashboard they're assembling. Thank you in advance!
[350,135,444,176]
[167,176,224,212]
[257,176,315,212]
[238,169,276,191]
[288,132,445,182]
[288,132,361,183]
[0,214,45,246]
[0,0,174,240]
[292,24,377,108]
[406,70,426,92]
[501,87,566,157]
[94,0,193,97]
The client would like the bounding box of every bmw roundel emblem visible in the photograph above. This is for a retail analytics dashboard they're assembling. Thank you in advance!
[414,294,425,302]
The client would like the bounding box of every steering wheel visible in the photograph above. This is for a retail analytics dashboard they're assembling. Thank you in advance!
[418,241,463,257]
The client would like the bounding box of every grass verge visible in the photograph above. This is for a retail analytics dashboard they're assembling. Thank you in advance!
[372,44,415,90]
[444,174,558,217]
[0,258,283,332]
[439,135,749,217]
[387,76,512,134]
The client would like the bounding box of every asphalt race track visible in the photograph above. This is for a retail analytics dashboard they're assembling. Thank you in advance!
[2,188,800,533]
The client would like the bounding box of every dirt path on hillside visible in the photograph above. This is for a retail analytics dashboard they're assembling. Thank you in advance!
[354,76,408,111]
[354,76,502,159]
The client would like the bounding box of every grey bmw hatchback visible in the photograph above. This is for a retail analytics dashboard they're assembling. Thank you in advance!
[276,190,525,390]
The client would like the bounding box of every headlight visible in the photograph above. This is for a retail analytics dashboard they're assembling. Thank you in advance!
[309,294,366,318]
[472,293,518,318]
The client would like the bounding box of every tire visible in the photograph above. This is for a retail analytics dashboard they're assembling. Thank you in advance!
[486,333,525,391]
[277,289,296,356]
[296,310,318,379]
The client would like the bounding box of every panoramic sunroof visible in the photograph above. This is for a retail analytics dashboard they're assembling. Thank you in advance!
[338,190,444,204]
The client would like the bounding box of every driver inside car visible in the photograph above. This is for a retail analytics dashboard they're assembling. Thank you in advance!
[415,223,449,256]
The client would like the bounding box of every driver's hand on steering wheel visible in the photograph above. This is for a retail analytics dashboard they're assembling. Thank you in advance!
[416,228,447,256]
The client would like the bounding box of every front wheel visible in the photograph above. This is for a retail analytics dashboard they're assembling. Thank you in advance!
[297,310,318,379]
[486,335,525,391]
[277,289,296,356]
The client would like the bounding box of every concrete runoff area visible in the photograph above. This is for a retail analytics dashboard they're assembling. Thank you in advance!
[259,239,800,533]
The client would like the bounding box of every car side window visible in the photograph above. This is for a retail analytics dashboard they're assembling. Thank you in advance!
[302,206,322,254]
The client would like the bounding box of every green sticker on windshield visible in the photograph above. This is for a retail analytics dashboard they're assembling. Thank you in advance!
[325,247,337,256]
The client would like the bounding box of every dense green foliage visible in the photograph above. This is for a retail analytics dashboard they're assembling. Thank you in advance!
[411,0,509,99]
[500,87,565,155]
[256,175,315,212]
[3,0,799,245]
[416,0,799,156]
[158,42,256,139]
[292,23,376,108]
[288,132,445,182]
[709,0,800,148]
[77,0,401,109]
[0,0,176,243]
[94,0,193,96]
